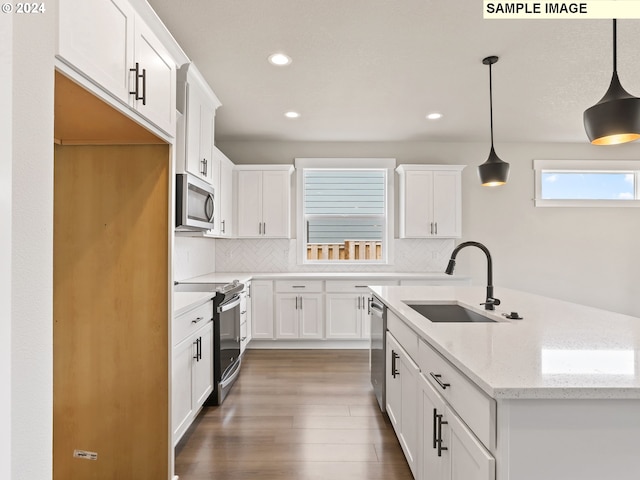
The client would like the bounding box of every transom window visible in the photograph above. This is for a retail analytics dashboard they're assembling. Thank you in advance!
[295,158,395,264]
[534,160,640,207]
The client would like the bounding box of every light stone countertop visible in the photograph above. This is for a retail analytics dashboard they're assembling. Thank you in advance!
[370,285,640,400]
[180,271,469,283]
[173,291,215,317]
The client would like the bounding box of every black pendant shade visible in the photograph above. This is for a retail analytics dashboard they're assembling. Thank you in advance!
[584,20,640,145]
[478,56,509,187]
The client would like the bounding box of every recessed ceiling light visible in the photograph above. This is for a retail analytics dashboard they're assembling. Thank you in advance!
[426,113,443,120]
[284,111,300,118]
[268,53,292,66]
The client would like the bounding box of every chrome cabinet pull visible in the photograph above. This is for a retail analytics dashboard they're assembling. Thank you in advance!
[221,220,225,233]
[430,372,450,390]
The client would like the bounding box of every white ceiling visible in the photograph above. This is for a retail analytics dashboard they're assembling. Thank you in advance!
[147,0,640,144]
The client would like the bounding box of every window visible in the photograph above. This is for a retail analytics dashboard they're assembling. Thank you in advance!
[534,160,640,207]
[295,158,395,264]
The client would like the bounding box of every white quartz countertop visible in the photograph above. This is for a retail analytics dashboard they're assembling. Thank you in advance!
[173,291,215,317]
[180,271,467,283]
[370,285,640,400]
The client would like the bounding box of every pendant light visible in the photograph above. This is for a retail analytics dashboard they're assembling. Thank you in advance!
[584,19,640,145]
[478,56,510,187]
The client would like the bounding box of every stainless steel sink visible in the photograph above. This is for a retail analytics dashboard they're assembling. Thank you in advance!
[406,303,496,323]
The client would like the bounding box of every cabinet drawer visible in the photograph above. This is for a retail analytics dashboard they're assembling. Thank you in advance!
[173,300,214,345]
[275,280,323,293]
[387,310,419,362]
[418,339,496,450]
[325,279,398,293]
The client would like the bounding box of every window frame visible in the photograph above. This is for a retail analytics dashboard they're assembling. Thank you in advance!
[294,158,395,265]
[533,159,640,208]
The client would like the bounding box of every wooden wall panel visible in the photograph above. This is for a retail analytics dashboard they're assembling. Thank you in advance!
[53,144,170,480]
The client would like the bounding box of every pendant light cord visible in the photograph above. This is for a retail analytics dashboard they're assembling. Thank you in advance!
[613,19,617,73]
[489,62,494,146]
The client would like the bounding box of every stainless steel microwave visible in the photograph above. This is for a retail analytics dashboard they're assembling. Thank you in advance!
[176,173,215,231]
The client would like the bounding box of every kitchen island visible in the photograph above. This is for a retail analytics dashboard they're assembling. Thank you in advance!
[370,285,640,480]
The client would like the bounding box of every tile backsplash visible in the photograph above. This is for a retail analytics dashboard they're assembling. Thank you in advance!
[215,238,455,273]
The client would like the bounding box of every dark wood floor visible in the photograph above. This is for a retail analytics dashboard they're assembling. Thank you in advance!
[175,349,413,480]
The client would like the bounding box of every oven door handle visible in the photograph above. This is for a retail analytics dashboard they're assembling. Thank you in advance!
[217,295,241,313]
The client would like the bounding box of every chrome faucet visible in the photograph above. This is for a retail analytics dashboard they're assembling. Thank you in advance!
[445,241,501,310]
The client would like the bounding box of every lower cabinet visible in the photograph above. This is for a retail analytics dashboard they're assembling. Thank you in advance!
[386,331,420,477]
[172,319,213,445]
[419,374,495,480]
[325,294,364,339]
[240,281,252,354]
[275,293,323,339]
[250,280,274,339]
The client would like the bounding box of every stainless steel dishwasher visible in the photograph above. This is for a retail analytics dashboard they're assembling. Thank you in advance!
[369,296,386,412]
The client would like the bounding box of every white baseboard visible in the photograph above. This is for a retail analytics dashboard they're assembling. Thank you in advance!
[247,339,369,350]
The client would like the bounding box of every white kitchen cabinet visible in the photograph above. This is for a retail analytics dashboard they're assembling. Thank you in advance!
[419,374,495,480]
[396,165,465,238]
[386,331,420,477]
[236,166,294,238]
[275,293,323,339]
[240,282,252,354]
[217,149,234,236]
[250,280,274,339]
[176,63,222,185]
[172,299,214,445]
[325,280,397,340]
[275,281,323,339]
[58,0,177,136]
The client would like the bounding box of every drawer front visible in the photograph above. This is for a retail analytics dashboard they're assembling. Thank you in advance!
[173,300,214,345]
[418,339,496,450]
[325,279,398,293]
[275,280,323,293]
[387,310,419,363]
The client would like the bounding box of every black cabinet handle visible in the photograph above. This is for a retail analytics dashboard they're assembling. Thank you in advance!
[193,337,199,360]
[391,350,400,378]
[430,372,450,390]
[129,62,145,103]
[432,408,438,449]
[436,413,448,457]
[198,337,202,361]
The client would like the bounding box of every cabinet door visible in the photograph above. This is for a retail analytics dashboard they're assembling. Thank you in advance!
[275,294,299,339]
[184,84,205,179]
[419,374,449,480]
[192,322,214,408]
[219,154,234,236]
[251,280,274,339]
[199,102,216,185]
[237,171,263,237]
[399,350,420,477]
[326,294,361,339]
[300,294,324,339]
[432,171,461,238]
[386,334,402,435]
[245,282,253,343]
[261,170,290,238]
[58,0,135,104]
[448,405,495,480]
[132,17,176,136]
[404,170,434,237]
[172,336,194,443]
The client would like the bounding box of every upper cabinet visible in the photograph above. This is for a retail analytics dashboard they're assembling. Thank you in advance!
[396,165,466,238]
[235,166,294,238]
[216,148,234,237]
[58,0,179,137]
[176,64,222,184]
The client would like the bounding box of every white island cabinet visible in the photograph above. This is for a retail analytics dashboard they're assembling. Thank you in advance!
[371,285,640,480]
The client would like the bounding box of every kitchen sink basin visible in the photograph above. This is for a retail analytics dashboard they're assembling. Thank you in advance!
[406,303,496,323]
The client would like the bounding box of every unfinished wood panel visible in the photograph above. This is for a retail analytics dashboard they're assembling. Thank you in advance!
[54,70,165,145]
[53,144,170,480]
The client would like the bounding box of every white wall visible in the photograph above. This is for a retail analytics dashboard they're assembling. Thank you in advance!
[1,12,12,480]
[219,140,640,317]
[11,12,56,480]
